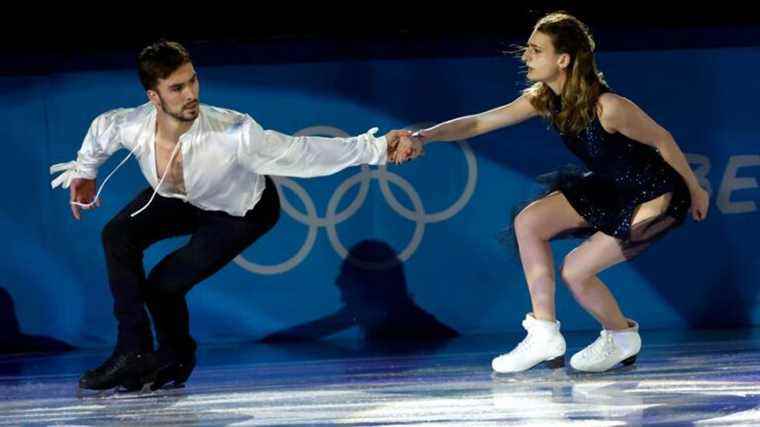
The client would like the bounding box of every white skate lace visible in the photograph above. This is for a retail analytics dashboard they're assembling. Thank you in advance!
[586,331,617,360]
[511,335,534,356]
[503,319,537,357]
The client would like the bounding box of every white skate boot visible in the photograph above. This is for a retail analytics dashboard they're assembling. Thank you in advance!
[570,319,641,372]
[492,313,566,373]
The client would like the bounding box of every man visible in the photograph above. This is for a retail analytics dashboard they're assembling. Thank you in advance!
[50,40,409,393]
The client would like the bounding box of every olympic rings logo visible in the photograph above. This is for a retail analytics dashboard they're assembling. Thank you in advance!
[233,123,478,273]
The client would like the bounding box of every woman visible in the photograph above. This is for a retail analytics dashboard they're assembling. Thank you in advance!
[393,12,709,373]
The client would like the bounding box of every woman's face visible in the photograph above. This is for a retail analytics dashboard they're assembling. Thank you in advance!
[522,30,566,83]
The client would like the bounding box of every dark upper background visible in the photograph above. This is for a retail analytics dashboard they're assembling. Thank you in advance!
[2,3,758,75]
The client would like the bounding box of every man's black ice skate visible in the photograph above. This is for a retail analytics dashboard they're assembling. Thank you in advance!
[77,351,155,398]
[146,352,196,391]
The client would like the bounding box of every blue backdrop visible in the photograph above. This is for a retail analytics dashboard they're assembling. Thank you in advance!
[1,46,758,349]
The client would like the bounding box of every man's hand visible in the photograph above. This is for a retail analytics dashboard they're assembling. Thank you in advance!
[391,134,424,164]
[383,129,414,161]
[70,178,99,220]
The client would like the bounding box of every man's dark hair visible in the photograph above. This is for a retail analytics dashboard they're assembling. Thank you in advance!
[137,40,192,91]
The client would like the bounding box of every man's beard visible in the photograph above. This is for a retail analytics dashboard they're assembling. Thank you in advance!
[159,95,199,122]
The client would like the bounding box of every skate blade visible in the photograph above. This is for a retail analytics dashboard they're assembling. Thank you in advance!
[569,355,640,377]
[111,382,186,399]
[491,356,568,382]
[76,386,117,399]
[621,355,637,366]
[543,355,566,369]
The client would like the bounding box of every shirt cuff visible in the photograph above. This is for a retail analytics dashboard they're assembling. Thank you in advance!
[371,135,388,165]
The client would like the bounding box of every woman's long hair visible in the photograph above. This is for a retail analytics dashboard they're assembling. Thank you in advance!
[523,12,608,135]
